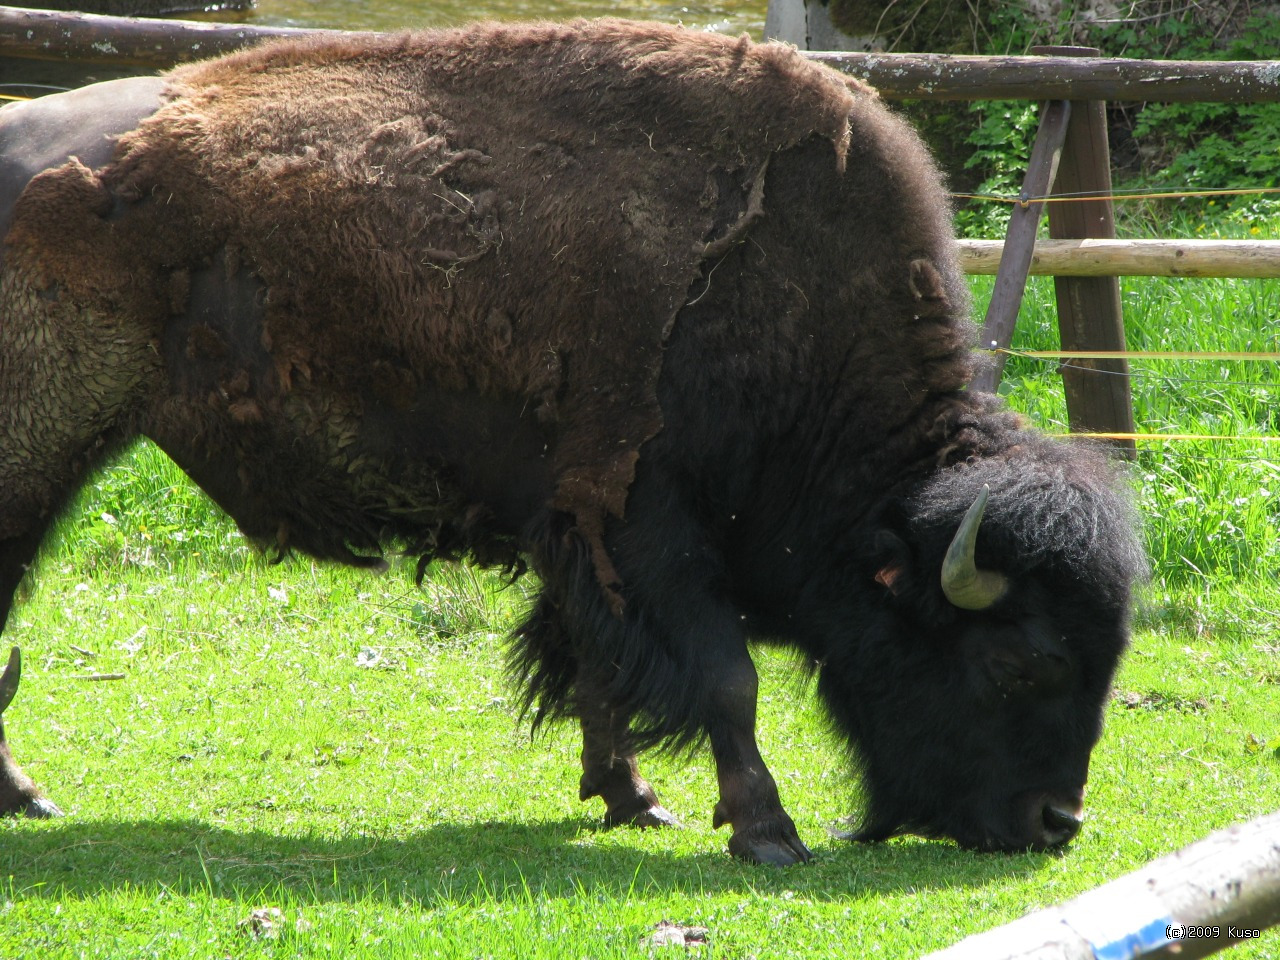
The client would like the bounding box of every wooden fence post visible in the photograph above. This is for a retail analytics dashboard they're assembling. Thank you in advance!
[1036,45,1136,456]
[970,99,1070,393]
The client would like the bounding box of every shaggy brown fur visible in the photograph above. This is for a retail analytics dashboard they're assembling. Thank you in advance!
[6,20,866,605]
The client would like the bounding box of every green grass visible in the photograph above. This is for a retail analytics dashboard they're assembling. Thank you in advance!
[2,210,1280,957]
[3,533,1278,957]
[3,545,1275,958]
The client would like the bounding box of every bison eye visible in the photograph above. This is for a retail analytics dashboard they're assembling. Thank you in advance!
[984,649,1032,689]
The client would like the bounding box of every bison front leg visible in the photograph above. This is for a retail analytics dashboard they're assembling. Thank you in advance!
[581,464,812,864]
[577,693,679,829]
[705,651,812,865]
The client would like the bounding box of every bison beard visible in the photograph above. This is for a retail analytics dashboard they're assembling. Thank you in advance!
[0,19,1144,863]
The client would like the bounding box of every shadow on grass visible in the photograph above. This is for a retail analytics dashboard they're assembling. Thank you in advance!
[2,816,1052,904]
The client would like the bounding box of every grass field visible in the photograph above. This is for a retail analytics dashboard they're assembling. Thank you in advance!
[2,210,1279,957]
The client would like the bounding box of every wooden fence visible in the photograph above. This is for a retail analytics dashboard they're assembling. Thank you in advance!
[959,239,1280,279]
[811,42,1280,455]
[3,5,1280,452]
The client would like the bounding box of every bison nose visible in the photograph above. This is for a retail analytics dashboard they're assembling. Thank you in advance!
[1038,799,1084,847]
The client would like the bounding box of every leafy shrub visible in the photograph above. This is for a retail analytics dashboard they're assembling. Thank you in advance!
[952,100,1041,236]
[1114,13,1280,214]
[916,4,1280,233]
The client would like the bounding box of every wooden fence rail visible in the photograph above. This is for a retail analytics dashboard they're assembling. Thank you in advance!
[0,5,331,66]
[815,52,1280,103]
[2,5,1279,104]
[922,809,1280,960]
[958,239,1280,279]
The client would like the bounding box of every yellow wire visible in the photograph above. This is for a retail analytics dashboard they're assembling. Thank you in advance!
[0,94,33,102]
[1005,350,1280,443]
[994,348,1280,362]
[954,186,1280,206]
[1057,432,1280,443]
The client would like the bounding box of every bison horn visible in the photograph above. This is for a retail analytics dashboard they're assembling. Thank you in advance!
[0,647,18,717]
[941,485,1009,610]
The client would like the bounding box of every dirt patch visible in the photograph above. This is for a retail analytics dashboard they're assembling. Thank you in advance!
[1112,689,1213,713]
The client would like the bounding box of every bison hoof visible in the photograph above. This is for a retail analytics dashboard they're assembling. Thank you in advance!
[604,803,682,830]
[25,796,64,818]
[727,827,813,866]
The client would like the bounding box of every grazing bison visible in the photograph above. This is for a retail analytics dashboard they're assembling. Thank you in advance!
[0,19,1144,863]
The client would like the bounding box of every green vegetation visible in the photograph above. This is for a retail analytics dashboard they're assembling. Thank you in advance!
[3,529,1275,957]
[940,8,1280,235]
[1099,12,1280,208]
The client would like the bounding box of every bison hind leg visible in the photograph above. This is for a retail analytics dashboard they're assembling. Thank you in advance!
[577,674,680,831]
[509,592,678,829]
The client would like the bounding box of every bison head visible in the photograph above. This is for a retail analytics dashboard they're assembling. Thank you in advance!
[817,445,1144,853]
[0,647,63,819]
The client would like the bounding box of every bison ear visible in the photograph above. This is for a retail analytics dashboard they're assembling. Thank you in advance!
[874,563,903,594]
[870,530,913,597]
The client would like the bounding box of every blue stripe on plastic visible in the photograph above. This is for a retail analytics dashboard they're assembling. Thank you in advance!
[1090,915,1175,960]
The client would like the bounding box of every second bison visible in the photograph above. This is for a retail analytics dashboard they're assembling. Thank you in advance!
[0,19,1143,863]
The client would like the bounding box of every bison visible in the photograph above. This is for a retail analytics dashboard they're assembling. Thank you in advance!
[0,19,1144,864]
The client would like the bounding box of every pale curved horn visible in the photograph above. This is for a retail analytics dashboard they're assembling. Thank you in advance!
[0,648,18,716]
[941,486,1009,610]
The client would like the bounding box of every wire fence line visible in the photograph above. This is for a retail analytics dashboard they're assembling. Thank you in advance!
[955,186,1280,206]
[996,348,1280,394]
[999,349,1279,453]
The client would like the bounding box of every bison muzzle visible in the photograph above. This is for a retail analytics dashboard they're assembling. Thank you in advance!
[0,19,1145,863]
